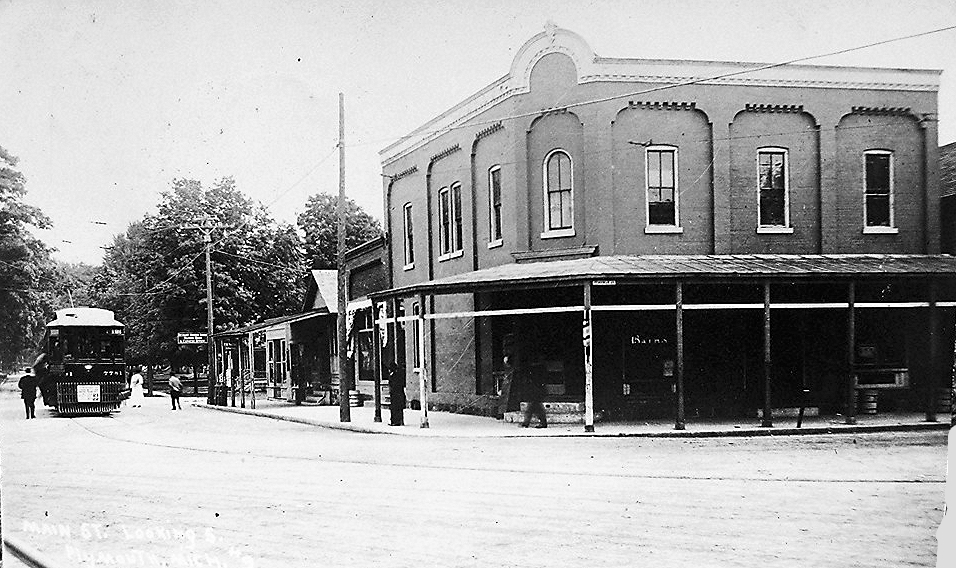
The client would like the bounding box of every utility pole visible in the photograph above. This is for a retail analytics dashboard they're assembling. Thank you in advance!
[204,228,215,404]
[338,92,350,423]
[183,217,227,405]
[145,275,154,397]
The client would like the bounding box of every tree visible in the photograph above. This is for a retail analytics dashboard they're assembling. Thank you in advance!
[91,177,305,368]
[297,193,382,269]
[0,146,61,369]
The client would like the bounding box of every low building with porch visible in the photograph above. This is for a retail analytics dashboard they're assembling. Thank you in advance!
[371,26,954,430]
[214,238,392,407]
[215,270,339,405]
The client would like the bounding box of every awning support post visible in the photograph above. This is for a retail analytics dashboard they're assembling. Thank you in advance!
[845,281,857,425]
[584,282,594,433]
[418,293,429,429]
[926,280,939,423]
[675,281,686,431]
[761,281,773,428]
[372,299,382,423]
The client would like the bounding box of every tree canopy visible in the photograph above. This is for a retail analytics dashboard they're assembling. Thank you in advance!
[0,146,62,369]
[91,178,305,367]
[297,193,382,269]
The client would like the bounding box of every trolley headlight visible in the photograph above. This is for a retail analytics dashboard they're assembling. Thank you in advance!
[84,365,93,370]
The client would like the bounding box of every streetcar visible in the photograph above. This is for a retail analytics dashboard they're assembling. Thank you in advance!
[36,307,127,415]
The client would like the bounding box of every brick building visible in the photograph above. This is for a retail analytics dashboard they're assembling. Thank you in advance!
[371,26,955,429]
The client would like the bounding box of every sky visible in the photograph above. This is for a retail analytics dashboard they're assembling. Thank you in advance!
[3,0,956,266]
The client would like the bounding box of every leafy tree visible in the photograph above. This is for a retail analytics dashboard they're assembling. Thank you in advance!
[297,193,382,269]
[0,146,61,369]
[91,178,304,368]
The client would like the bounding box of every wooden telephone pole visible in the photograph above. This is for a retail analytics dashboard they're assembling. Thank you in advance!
[338,92,350,422]
[183,217,228,405]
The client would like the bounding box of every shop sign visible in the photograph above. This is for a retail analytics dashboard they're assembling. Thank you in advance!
[593,280,616,286]
[630,334,668,345]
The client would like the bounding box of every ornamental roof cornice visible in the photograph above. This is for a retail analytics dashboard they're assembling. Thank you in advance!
[381,26,940,167]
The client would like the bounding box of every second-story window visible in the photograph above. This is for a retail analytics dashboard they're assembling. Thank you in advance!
[864,150,894,229]
[438,184,463,258]
[757,148,789,229]
[402,202,414,269]
[543,150,574,235]
[646,146,679,228]
[488,166,502,245]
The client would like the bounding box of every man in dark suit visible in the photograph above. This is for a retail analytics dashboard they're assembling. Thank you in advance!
[18,368,39,419]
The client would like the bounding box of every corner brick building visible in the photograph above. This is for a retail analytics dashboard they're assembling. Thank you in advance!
[371,27,955,430]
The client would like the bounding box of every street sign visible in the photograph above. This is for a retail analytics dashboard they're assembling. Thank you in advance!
[177,332,208,345]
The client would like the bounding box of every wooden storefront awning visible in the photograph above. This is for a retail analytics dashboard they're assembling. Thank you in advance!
[372,254,956,299]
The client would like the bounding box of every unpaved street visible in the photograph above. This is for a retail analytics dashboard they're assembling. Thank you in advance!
[1,384,949,568]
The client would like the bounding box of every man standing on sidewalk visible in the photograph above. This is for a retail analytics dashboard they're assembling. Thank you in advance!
[169,375,184,410]
[18,367,39,419]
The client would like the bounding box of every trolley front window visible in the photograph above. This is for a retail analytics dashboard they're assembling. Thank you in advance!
[49,328,124,363]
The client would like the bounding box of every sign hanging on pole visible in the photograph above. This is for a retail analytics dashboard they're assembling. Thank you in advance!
[178,332,208,345]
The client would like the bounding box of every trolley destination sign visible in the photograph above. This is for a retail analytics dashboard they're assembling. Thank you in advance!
[177,332,208,345]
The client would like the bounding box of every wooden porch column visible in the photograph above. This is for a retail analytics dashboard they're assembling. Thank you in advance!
[675,281,685,430]
[926,280,939,422]
[761,281,773,428]
[418,293,429,429]
[372,299,383,423]
[584,282,594,433]
[845,281,856,425]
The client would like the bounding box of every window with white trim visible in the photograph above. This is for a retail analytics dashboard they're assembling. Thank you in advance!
[757,148,789,229]
[864,150,894,229]
[645,146,679,228]
[438,184,463,258]
[488,166,502,244]
[543,150,574,235]
[402,202,414,268]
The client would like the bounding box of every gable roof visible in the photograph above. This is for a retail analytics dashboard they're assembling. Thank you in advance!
[303,269,338,313]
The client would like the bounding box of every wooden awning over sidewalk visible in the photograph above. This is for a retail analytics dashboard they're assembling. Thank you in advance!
[368,254,956,433]
[372,254,956,299]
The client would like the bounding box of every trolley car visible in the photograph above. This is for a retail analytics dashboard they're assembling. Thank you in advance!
[38,307,126,415]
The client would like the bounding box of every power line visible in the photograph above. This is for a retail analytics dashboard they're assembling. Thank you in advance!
[346,23,956,150]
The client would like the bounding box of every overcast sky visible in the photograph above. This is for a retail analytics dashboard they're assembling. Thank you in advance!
[3,0,955,265]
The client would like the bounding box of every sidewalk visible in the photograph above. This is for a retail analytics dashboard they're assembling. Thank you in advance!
[192,398,952,438]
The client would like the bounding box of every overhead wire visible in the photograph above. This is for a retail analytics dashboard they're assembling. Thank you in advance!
[345,23,956,150]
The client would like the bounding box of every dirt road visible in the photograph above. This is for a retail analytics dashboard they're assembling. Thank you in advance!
[0,387,948,567]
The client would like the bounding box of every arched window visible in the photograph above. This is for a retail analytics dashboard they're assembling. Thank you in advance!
[438,184,463,259]
[543,150,574,236]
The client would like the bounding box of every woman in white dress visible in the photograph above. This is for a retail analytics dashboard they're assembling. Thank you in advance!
[129,366,145,408]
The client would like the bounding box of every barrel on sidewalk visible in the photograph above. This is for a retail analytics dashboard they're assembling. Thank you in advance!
[857,389,878,415]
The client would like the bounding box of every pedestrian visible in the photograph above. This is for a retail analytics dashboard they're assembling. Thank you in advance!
[129,366,145,408]
[18,367,39,419]
[386,361,405,426]
[520,363,548,429]
[169,375,184,410]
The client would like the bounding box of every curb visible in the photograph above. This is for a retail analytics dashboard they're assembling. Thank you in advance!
[195,403,394,435]
[195,403,952,438]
